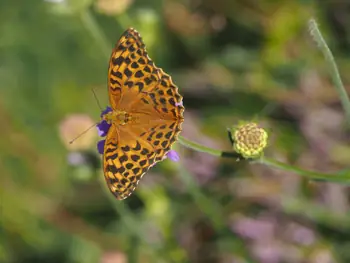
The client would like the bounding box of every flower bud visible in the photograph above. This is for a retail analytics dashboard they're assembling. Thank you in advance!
[230,122,268,159]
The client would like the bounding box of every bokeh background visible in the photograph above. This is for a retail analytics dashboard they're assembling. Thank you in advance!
[1,0,350,262]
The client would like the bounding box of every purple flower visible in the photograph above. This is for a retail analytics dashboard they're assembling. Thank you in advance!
[100,106,113,118]
[166,150,180,162]
[96,106,113,137]
[96,106,113,154]
[97,140,105,154]
[96,121,111,137]
[175,101,183,107]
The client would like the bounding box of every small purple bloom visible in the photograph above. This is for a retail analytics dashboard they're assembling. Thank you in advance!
[96,106,113,137]
[96,106,113,154]
[166,150,180,162]
[97,140,105,154]
[96,121,111,137]
[175,101,183,107]
[100,106,113,117]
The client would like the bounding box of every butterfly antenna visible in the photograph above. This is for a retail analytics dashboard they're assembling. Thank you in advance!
[69,123,98,144]
[91,88,103,111]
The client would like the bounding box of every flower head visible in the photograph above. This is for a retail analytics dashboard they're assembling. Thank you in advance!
[175,100,183,107]
[96,121,111,137]
[97,139,106,154]
[229,122,268,159]
[96,106,113,154]
[96,106,113,137]
[166,150,180,162]
[100,106,113,118]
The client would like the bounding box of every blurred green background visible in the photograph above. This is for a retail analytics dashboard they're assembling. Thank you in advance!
[1,0,350,262]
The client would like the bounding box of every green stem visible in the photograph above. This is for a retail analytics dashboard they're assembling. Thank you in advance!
[177,135,242,159]
[178,135,222,156]
[308,18,350,124]
[177,135,350,183]
[79,10,111,59]
[258,157,350,183]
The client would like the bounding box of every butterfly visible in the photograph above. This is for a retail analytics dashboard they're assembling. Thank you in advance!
[99,28,184,200]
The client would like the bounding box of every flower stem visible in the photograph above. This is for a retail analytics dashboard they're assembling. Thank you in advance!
[308,18,350,124]
[79,9,111,59]
[178,135,350,183]
[177,135,222,156]
[258,157,350,183]
[177,135,241,158]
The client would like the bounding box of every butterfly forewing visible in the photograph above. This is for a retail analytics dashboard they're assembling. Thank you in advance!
[108,28,160,110]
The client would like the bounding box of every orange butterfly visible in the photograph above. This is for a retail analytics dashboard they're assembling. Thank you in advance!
[97,28,184,200]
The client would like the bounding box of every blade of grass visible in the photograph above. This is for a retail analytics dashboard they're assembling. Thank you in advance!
[308,18,350,125]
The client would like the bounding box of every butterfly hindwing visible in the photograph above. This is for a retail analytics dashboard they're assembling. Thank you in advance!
[103,125,157,200]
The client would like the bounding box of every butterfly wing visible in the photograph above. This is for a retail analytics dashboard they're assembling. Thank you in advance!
[108,28,160,110]
[128,69,185,162]
[103,124,157,200]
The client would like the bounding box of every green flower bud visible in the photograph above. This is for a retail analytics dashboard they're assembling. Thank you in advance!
[230,122,268,159]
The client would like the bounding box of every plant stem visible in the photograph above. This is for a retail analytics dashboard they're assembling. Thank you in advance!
[177,135,350,183]
[79,10,111,59]
[177,135,242,159]
[308,18,350,124]
[177,135,222,156]
[258,157,350,183]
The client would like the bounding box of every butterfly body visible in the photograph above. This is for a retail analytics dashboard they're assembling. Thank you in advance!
[102,28,184,200]
[102,110,132,126]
